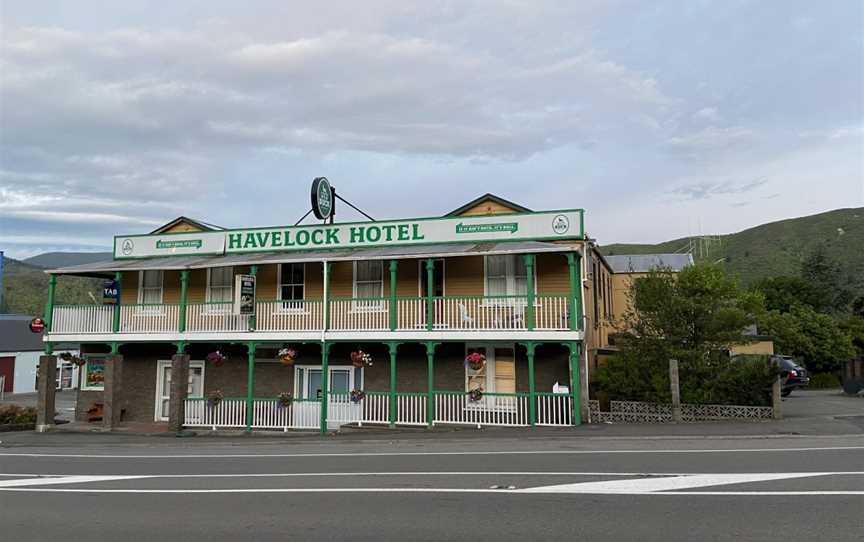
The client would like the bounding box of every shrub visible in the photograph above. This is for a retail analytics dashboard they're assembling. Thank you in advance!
[0,405,37,425]
[809,372,841,389]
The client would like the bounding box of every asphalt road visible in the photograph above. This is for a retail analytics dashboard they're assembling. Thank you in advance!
[1,432,862,541]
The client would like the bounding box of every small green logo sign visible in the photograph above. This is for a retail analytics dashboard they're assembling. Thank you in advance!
[455,222,519,234]
[311,177,333,220]
[156,239,203,250]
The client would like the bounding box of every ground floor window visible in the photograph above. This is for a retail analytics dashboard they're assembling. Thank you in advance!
[294,365,363,400]
[155,360,205,421]
[81,357,106,391]
[465,344,516,394]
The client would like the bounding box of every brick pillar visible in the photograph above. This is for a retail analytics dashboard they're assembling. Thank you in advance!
[168,354,190,432]
[36,355,58,432]
[102,354,124,430]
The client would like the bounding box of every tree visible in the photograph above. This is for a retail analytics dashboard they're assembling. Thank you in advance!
[596,264,770,404]
[801,243,853,314]
[757,304,856,373]
[754,276,821,313]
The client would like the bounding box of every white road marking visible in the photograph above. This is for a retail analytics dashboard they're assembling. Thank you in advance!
[0,488,861,495]
[521,472,833,493]
[1,445,862,459]
[0,475,148,488]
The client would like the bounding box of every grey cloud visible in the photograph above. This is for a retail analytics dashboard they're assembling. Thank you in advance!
[667,178,769,201]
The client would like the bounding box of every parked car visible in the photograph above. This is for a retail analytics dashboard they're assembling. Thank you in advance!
[773,355,809,397]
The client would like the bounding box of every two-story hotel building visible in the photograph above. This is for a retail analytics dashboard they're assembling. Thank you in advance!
[39,193,636,433]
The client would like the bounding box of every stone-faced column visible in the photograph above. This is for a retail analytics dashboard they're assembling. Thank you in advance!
[168,353,190,432]
[102,354,124,430]
[36,355,58,432]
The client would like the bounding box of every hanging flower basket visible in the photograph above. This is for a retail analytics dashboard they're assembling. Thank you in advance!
[468,388,484,402]
[465,352,486,371]
[278,348,298,366]
[350,350,373,368]
[207,389,224,409]
[350,389,366,403]
[206,350,227,366]
[277,392,293,408]
[59,352,86,367]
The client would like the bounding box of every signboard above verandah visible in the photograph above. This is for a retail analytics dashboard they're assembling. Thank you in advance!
[113,209,584,260]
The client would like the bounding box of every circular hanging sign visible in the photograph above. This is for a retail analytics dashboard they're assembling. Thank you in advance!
[29,317,45,334]
[311,177,333,220]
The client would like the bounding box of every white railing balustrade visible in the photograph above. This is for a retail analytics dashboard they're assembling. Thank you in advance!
[396,298,426,330]
[536,394,572,426]
[432,297,527,331]
[250,399,319,430]
[329,299,389,331]
[184,398,246,429]
[52,305,113,334]
[119,304,179,333]
[534,296,570,330]
[358,393,389,425]
[396,394,427,426]
[256,300,323,332]
[186,303,250,333]
[434,393,529,427]
[326,392,363,424]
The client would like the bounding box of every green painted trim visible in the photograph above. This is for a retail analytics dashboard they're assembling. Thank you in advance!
[111,208,587,261]
[388,260,398,331]
[248,266,258,332]
[521,341,537,426]
[323,262,332,331]
[44,274,57,332]
[524,254,536,331]
[110,342,120,355]
[112,271,122,333]
[425,259,435,331]
[178,270,190,333]
[425,341,438,427]
[320,341,330,433]
[245,342,256,432]
[566,340,582,426]
[574,253,583,331]
[566,252,583,331]
[43,342,53,355]
[174,341,187,354]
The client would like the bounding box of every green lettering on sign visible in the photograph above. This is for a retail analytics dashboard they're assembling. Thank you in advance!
[455,222,519,234]
[156,239,203,250]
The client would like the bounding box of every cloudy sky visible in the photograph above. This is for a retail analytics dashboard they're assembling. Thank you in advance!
[1,0,862,259]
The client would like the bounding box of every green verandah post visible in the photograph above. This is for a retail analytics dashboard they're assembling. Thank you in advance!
[44,274,57,332]
[320,341,330,434]
[388,260,398,331]
[522,341,537,426]
[524,255,535,330]
[178,270,189,333]
[112,271,122,333]
[425,342,438,427]
[248,265,258,331]
[245,342,256,432]
[425,258,435,331]
[388,342,399,427]
[566,252,583,330]
[568,341,582,426]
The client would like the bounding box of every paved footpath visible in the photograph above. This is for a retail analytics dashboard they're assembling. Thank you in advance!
[1,430,862,541]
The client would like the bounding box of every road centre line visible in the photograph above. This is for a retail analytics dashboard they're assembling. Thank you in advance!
[1,445,863,459]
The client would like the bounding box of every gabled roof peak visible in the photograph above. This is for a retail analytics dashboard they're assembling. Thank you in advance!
[445,193,532,217]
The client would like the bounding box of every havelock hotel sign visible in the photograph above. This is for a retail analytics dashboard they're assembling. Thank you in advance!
[114,209,584,259]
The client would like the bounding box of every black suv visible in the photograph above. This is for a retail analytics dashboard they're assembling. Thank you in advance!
[773,355,809,397]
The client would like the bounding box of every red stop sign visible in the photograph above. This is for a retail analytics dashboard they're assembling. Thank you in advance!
[29,317,45,333]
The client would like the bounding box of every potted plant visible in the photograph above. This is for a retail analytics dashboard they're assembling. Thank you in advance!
[278,347,298,366]
[206,350,227,366]
[465,352,486,371]
[350,389,366,403]
[277,392,293,408]
[59,352,86,367]
[207,389,224,409]
[468,388,484,402]
[350,349,373,368]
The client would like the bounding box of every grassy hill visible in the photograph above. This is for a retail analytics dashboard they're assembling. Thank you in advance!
[24,251,112,269]
[602,207,864,293]
[1,256,103,317]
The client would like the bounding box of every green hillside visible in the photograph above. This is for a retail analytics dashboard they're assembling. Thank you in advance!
[602,207,864,293]
[24,251,112,269]
[1,256,103,317]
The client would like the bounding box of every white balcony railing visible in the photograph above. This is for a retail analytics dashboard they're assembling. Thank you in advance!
[51,305,113,334]
[119,304,179,333]
[186,302,250,333]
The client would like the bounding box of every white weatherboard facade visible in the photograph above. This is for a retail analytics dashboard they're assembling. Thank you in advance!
[113,210,584,259]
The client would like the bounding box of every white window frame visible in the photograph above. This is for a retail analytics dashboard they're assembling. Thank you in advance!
[277,263,307,313]
[293,365,364,399]
[482,255,537,304]
[417,259,446,297]
[137,270,164,314]
[154,359,205,422]
[205,266,234,308]
[352,260,385,311]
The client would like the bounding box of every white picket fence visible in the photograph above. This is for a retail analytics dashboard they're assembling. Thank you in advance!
[184,398,247,429]
[329,299,390,331]
[52,305,113,334]
[184,398,320,430]
[433,393,530,427]
[535,394,572,426]
[256,300,323,332]
[118,304,180,333]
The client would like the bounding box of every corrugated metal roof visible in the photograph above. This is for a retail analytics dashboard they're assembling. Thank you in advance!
[604,253,694,273]
[47,241,580,275]
[0,315,45,352]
